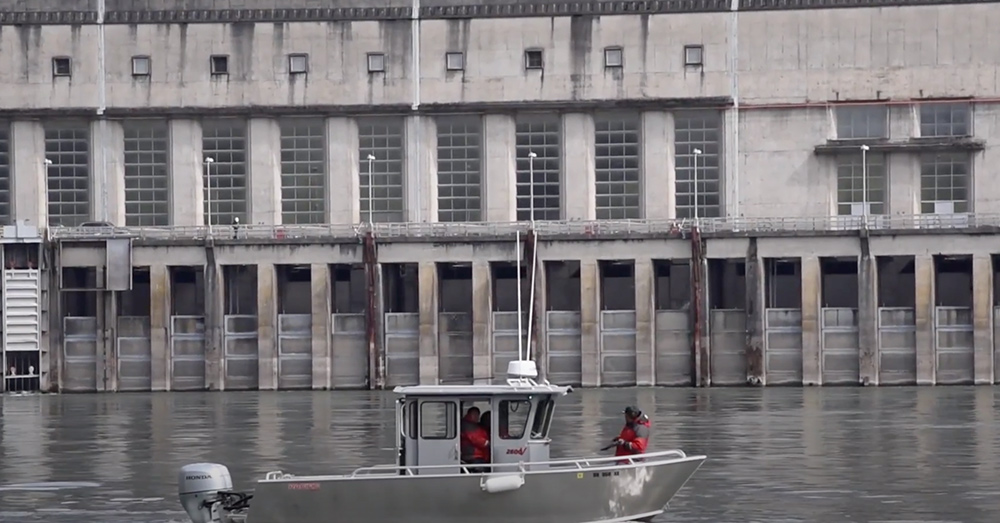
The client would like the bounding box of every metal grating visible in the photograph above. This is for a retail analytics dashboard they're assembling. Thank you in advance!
[279,118,327,224]
[44,124,91,227]
[436,116,482,222]
[359,117,405,223]
[595,114,641,220]
[202,119,248,225]
[123,120,170,226]
[515,115,561,220]
[674,111,721,219]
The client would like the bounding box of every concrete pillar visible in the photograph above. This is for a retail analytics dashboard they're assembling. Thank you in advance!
[857,241,878,385]
[204,251,224,390]
[257,263,277,390]
[100,284,117,392]
[91,120,126,225]
[405,116,437,223]
[311,263,330,390]
[641,111,675,220]
[580,259,600,387]
[248,118,281,225]
[471,261,491,382]
[634,258,655,386]
[327,117,360,225]
[562,113,596,221]
[533,259,548,382]
[11,120,46,228]
[914,254,935,385]
[169,120,204,226]
[972,254,993,384]
[800,255,821,386]
[149,264,170,391]
[745,239,765,385]
[418,262,439,385]
[483,115,516,222]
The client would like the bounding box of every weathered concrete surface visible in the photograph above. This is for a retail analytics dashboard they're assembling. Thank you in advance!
[914,255,935,386]
[418,261,439,384]
[800,255,821,386]
[972,254,993,385]
[149,264,170,391]
[310,263,330,389]
[634,258,654,386]
[857,238,877,386]
[745,239,764,386]
[579,259,599,387]
[257,263,278,390]
[471,261,491,382]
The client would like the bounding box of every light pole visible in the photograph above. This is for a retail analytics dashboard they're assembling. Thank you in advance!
[860,144,870,228]
[366,154,376,226]
[527,151,537,224]
[692,148,703,220]
[203,157,214,234]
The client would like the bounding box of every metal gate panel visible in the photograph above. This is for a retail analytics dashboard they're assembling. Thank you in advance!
[654,310,690,386]
[934,306,974,385]
[277,314,312,390]
[4,269,41,353]
[63,316,98,392]
[820,308,859,385]
[709,309,746,386]
[384,313,419,387]
[170,315,206,390]
[116,316,151,391]
[491,312,526,382]
[877,307,916,385]
[331,313,368,389]
[224,314,259,390]
[599,310,637,386]
[764,308,803,385]
[546,311,581,386]
[438,312,473,384]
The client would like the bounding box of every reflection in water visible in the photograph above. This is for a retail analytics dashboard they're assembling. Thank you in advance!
[1,387,999,522]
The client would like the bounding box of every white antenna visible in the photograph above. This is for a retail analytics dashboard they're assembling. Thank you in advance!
[525,230,538,362]
[515,229,523,362]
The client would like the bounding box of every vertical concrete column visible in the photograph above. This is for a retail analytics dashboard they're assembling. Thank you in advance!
[641,111,675,220]
[471,261,491,382]
[149,264,170,391]
[327,117,360,225]
[800,255,821,386]
[857,241,878,385]
[634,259,655,386]
[972,254,993,384]
[248,118,282,225]
[101,285,118,392]
[257,263,278,390]
[580,259,600,387]
[11,120,47,227]
[91,120,126,224]
[204,252,224,390]
[532,258,548,382]
[745,239,765,385]
[483,115,516,222]
[914,254,935,385]
[169,120,204,226]
[311,263,331,390]
[405,116,437,223]
[562,113,596,221]
[418,262,439,385]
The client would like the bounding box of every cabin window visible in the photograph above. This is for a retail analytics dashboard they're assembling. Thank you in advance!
[420,401,457,440]
[402,401,418,439]
[499,400,532,439]
[530,398,555,438]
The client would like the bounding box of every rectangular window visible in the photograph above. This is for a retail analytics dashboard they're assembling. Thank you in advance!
[210,55,229,75]
[445,52,465,71]
[436,116,482,222]
[684,45,703,66]
[836,153,886,216]
[604,47,623,68]
[499,400,532,440]
[0,123,9,223]
[123,120,170,226]
[920,152,970,214]
[44,123,91,226]
[367,53,386,73]
[524,49,544,70]
[420,401,457,440]
[202,120,248,225]
[595,113,641,220]
[52,57,72,77]
[288,53,308,74]
[515,115,561,220]
[358,117,405,223]
[131,56,151,77]
[674,111,722,219]
[279,118,326,224]
[835,105,888,140]
[919,102,971,138]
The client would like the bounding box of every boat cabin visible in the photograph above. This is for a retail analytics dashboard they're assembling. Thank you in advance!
[393,362,572,475]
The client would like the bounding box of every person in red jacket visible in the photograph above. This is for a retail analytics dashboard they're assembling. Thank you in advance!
[460,407,490,472]
[612,406,650,461]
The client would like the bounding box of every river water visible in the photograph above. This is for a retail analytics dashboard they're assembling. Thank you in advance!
[0,387,997,522]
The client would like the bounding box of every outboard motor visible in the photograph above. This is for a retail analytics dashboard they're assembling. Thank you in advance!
[178,463,233,523]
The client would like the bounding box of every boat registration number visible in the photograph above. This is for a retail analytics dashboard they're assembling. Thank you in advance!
[287,482,321,491]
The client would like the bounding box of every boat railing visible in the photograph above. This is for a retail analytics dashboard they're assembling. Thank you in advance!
[345,449,692,478]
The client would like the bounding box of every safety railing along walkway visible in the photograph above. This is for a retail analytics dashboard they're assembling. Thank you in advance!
[46,213,1000,241]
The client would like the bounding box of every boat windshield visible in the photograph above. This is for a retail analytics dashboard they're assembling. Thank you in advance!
[529,397,555,439]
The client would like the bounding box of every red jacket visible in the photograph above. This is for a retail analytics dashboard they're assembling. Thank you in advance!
[461,416,490,461]
[615,415,650,457]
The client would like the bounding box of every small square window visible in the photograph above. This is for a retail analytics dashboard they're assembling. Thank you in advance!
[684,45,704,67]
[525,49,544,70]
[288,53,308,74]
[210,55,229,75]
[131,56,150,77]
[445,52,464,72]
[368,53,386,73]
[604,47,623,68]
[52,57,72,77]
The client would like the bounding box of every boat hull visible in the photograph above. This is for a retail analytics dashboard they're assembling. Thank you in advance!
[242,455,705,523]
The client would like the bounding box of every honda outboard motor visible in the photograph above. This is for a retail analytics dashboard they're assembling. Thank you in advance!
[178,463,233,523]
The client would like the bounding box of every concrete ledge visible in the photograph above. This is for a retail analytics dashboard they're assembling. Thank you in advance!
[814,137,987,155]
